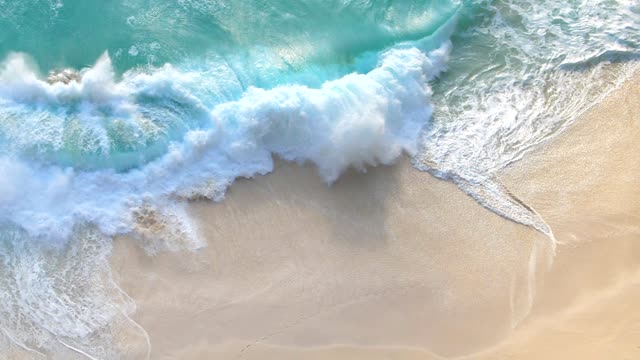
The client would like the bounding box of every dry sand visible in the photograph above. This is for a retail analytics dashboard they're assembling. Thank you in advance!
[109,73,640,359]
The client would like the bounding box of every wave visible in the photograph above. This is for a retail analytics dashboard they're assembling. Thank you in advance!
[0,36,453,243]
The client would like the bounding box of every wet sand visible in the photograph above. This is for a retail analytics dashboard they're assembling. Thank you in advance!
[475,72,640,359]
[112,159,548,359]
[110,73,640,359]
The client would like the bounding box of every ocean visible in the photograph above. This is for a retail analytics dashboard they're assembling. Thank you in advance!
[0,0,638,358]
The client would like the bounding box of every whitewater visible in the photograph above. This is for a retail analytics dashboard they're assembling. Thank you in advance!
[0,0,638,357]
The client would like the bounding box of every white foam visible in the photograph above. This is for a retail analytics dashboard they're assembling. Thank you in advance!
[415,0,640,237]
[0,226,147,358]
[0,42,451,245]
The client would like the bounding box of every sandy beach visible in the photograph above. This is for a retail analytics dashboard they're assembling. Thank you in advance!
[106,72,640,359]
[474,72,640,359]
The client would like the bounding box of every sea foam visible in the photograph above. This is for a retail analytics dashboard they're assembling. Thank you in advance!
[0,40,451,243]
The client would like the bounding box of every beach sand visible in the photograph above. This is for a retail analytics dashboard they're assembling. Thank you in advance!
[109,73,640,359]
[473,72,640,360]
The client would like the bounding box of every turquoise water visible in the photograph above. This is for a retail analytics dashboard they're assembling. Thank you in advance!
[0,0,638,357]
[0,0,456,80]
[0,0,458,171]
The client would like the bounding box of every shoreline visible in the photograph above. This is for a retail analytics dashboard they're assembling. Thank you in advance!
[474,70,640,359]
[108,72,640,359]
